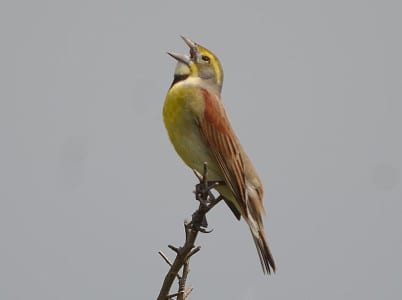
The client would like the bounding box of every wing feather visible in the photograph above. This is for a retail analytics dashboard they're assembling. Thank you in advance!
[197,88,248,215]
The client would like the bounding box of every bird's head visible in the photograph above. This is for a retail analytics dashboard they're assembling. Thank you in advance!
[167,36,224,93]
[181,36,224,92]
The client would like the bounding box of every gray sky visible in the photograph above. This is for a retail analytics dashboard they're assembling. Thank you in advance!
[1,1,401,299]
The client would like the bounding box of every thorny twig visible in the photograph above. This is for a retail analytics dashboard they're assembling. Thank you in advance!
[156,163,224,300]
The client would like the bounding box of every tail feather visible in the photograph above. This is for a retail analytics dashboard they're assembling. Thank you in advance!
[251,227,276,274]
[246,214,276,274]
[245,189,276,274]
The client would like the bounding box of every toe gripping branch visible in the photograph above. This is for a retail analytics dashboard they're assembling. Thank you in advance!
[191,162,225,233]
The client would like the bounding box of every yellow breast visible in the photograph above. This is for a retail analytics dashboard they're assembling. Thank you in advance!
[163,80,222,180]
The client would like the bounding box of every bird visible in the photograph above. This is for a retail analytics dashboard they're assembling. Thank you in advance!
[163,37,276,274]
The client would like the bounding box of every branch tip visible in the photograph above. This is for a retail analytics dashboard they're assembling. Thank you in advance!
[168,245,180,254]
[158,251,173,267]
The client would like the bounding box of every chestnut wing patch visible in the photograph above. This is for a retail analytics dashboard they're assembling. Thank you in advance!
[197,89,247,215]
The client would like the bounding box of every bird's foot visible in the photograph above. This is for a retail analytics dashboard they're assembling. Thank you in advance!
[194,181,224,207]
[189,212,213,233]
[190,163,225,233]
[193,163,225,208]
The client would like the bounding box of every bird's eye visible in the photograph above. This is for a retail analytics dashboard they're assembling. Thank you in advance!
[201,55,210,63]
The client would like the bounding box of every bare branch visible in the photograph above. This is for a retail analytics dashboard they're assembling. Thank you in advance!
[158,251,181,280]
[166,292,182,299]
[156,163,224,300]
[183,286,193,300]
[187,246,201,260]
[168,245,180,254]
[158,251,173,267]
[177,259,190,300]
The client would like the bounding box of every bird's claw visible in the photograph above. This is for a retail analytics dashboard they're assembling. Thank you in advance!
[194,181,225,206]
[189,212,214,233]
[190,163,225,233]
[198,227,213,234]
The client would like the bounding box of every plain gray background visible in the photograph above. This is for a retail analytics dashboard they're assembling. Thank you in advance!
[1,1,401,299]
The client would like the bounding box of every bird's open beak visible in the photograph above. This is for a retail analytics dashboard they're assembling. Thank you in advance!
[167,52,191,66]
[180,36,198,59]
[180,36,196,49]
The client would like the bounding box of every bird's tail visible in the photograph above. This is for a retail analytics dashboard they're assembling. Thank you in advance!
[247,217,276,274]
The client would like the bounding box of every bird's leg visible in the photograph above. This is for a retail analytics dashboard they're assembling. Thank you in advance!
[193,168,225,209]
[194,179,225,206]
[191,163,225,232]
[205,194,224,213]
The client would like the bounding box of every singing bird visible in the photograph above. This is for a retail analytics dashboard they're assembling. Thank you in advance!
[163,37,276,274]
